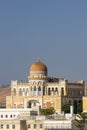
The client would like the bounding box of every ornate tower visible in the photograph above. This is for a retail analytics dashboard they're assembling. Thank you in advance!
[28,58,48,96]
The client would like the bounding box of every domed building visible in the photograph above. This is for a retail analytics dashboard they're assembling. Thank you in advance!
[28,58,48,81]
[6,59,85,113]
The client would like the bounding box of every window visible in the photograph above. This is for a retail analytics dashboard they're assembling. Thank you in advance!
[48,88,51,95]
[61,87,64,96]
[34,124,36,129]
[19,88,22,96]
[10,115,12,118]
[31,87,32,91]
[28,124,31,128]
[14,88,16,91]
[38,86,41,91]
[6,124,9,129]
[69,100,71,104]
[34,102,36,106]
[25,91,27,96]
[43,86,45,95]
[55,87,58,95]
[1,124,3,129]
[38,86,41,96]
[12,124,15,129]
[34,86,36,91]
[14,104,16,108]
[40,124,43,128]
[55,87,58,91]
[23,88,25,91]
[13,115,16,117]
[13,88,16,96]
[1,115,3,118]
[6,115,8,118]
[52,87,54,91]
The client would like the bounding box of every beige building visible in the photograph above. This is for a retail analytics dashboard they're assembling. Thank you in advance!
[6,58,85,113]
[0,112,73,130]
[0,58,86,130]
[82,84,87,112]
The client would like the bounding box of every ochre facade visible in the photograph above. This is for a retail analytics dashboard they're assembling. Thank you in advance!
[6,59,85,113]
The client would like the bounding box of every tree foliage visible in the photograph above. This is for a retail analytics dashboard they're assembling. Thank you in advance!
[77,101,82,113]
[75,112,87,130]
[62,101,82,114]
[41,107,55,115]
[61,104,70,113]
[0,106,6,108]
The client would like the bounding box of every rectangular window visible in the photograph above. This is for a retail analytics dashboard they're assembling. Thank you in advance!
[6,124,9,129]
[34,124,36,129]
[1,124,3,129]
[28,124,31,128]
[12,124,15,129]
[40,124,43,128]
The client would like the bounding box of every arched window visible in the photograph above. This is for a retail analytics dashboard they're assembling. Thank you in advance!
[13,88,16,96]
[23,88,25,96]
[1,115,3,118]
[13,88,16,91]
[43,86,45,95]
[34,102,36,106]
[31,87,32,91]
[26,88,28,91]
[55,87,58,95]
[48,88,51,95]
[10,115,12,118]
[19,88,22,96]
[6,115,8,118]
[27,101,31,108]
[61,87,64,96]
[52,87,54,91]
[38,86,41,91]
[34,86,36,91]
[55,87,58,91]
[23,88,25,91]
[38,86,41,96]
[34,86,37,96]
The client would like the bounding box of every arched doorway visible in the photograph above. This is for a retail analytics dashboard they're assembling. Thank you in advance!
[27,100,40,108]
[73,100,77,114]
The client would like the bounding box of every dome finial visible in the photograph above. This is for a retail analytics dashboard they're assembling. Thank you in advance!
[37,57,40,62]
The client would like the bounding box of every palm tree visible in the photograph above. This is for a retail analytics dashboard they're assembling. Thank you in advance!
[75,112,87,130]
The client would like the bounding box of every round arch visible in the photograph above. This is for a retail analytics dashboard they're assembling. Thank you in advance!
[27,100,40,108]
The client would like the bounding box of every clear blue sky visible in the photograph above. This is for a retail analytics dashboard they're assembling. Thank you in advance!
[0,0,87,86]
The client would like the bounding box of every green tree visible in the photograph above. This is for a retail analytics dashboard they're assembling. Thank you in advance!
[75,112,87,130]
[41,107,55,115]
[61,104,71,113]
[0,106,6,108]
[77,101,82,113]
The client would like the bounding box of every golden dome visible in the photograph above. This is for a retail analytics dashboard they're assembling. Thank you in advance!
[30,58,47,72]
